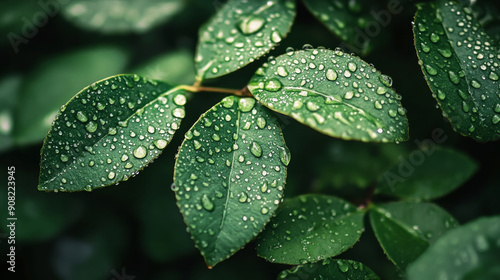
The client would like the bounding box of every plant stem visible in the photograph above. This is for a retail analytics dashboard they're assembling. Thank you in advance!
[181,83,253,97]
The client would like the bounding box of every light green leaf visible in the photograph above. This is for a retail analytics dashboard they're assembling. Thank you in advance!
[195,0,296,80]
[407,216,500,280]
[38,74,186,192]
[61,0,184,33]
[302,0,389,56]
[132,49,196,85]
[248,48,409,142]
[413,1,500,141]
[377,147,478,200]
[14,46,129,146]
[278,258,380,280]
[256,194,364,265]
[0,75,21,152]
[370,201,459,271]
[173,96,289,267]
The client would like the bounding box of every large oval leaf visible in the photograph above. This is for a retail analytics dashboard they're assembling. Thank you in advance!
[256,194,364,265]
[413,1,500,141]
[173,96,289,267]
[195,0,296,80]
[407,216,500,280]
[370,201,459,271]
[248,48,409,142]
[62,0,184,33]
[38,74,186,192]
[278,258,380,280]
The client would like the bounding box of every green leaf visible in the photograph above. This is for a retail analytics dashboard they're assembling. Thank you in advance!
[132,49,196,85]
[173,96,289,267]
[370,201,459,271]
[14,46,129,146]
[376,146,478,200]
[256,194,364,265]
[302,0,389,56]
[248,48,409,143]
[195,0,296,80]
[0,75,21,153]
[413,1,500,141]
[61,0,184,33]
[407,216,500,280]
[38,74,186,192]
[278,258,380,280]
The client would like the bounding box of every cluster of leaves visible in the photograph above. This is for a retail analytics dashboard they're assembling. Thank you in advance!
[2,0,499,279]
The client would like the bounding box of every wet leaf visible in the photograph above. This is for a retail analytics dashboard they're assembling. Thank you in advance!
[377,147,478,200]
[413,1,500,141]
[407,216,500,280]
[256,194,364,265]
[248,48,409,143]
[278,258,380,280]
[61,0,184,33]
[370,201,459,271]
[0,75,21,152]
[195,0,296,80]
[38,74,186,192]
[173,96,289,267]
[14,46,129,146]
[302,0,389,55]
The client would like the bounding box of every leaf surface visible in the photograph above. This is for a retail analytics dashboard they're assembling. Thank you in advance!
[256,194,364,265]
[414,1,500,141]
[173,96,289,267]
[278,258,380,280]
[195,0,296,80]
[38,74,185,192]
[248,48,409,142]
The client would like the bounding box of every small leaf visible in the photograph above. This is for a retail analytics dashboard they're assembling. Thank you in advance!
[370,201,459,271]
[278,258,380,280]
[302,0,388,55]
[377,147,478,200]
[61,0,184,33]
[248,48,409,143]
[256,194,364,265]
[195,0,296,80]
[407,216,500,280]
[413,1,500,141]
[173,96,289,267]
[38,74,185,192]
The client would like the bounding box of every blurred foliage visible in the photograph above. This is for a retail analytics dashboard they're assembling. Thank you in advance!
[0,0,499,279]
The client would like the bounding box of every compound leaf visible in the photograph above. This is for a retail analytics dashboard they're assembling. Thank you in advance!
[407,216,500,280]
[370,201,459,271]
[256,194,364,265]
[195,0,296,80]
[62,0,184,33]
[173,96,289,267]
[278,258,380,280]
[248,48,409,142]
[377,146,478,200]
[414,1,500,141]
[38,74,186,192]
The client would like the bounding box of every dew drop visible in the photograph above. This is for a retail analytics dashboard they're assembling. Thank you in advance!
[201,194,214,211]
[448,71,460,84]
[133,146,147,159]
[471,79,481,89]
[264,78,283,92]
[489,72,499,81]
[238,15,265,35]
[85,121,98,133]
[306,101,319,112]
[429,33,440,43]
[238,98,255,112]
[76,111,88,122]
[154,139,167,149]
[271,30,282,43]
[174,94,186,106]
[60,154,69,162]
[425,65,438,76]
[256,117,266,129]
[172,108,185,118]
[279,147,291,166]
[250,141,262,158]
[277,66,288,77]
[326,69,337,81]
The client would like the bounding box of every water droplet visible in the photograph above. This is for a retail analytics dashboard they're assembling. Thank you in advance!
[271,30,282,43]
[279,147,290,166]
[494,104,500,113]
[173,108,185,118]
[212,134,220,141]
[174,94,186,106]
[257,117,266,129]
[489,72,499,81]
[425,65,438,76]
[277,66,288,77]
[154,139,167,149]
[337,259,349,273]
[250,141,262,157]
[238,98,255,112]
[238,15,265,35]
[429,33,440,43]
[133,146,147,159]
[60,154,69,162]
[85,121,98,133]
[420,42,430,53]
[437,90,446,100]
[379,75,393,87]
[326,69,337,81]
[264,78,282,92]
[471,79,481,89]
[493,115,500,124]
[376,87,387,95]
[239,192,248,203]
[306,101,319,112]
[348,62,357,72]
[108,172,115,180]
[438,48,452,58]
[344,91,354,99]
[76,111,88,122]
[201,194,214,211]
[261,208,269,215]
[448,71,460,84]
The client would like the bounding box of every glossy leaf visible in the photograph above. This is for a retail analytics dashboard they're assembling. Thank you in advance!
[377,147,478,200]
[278,258,380,280]
[413,1,500,141]
[248,48,409,143]
[370,201,459,271]
[302,0,389,55]
[14,46,129,146]
[195,0,296,80]
[62,0,184,33]
[256,194,364,265]
[38,74,186,192]
[0,75,21,152]
[173,96,289,267]
[407,216,500,280]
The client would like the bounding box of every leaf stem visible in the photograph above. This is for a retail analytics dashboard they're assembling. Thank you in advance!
[182,83,253,97]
